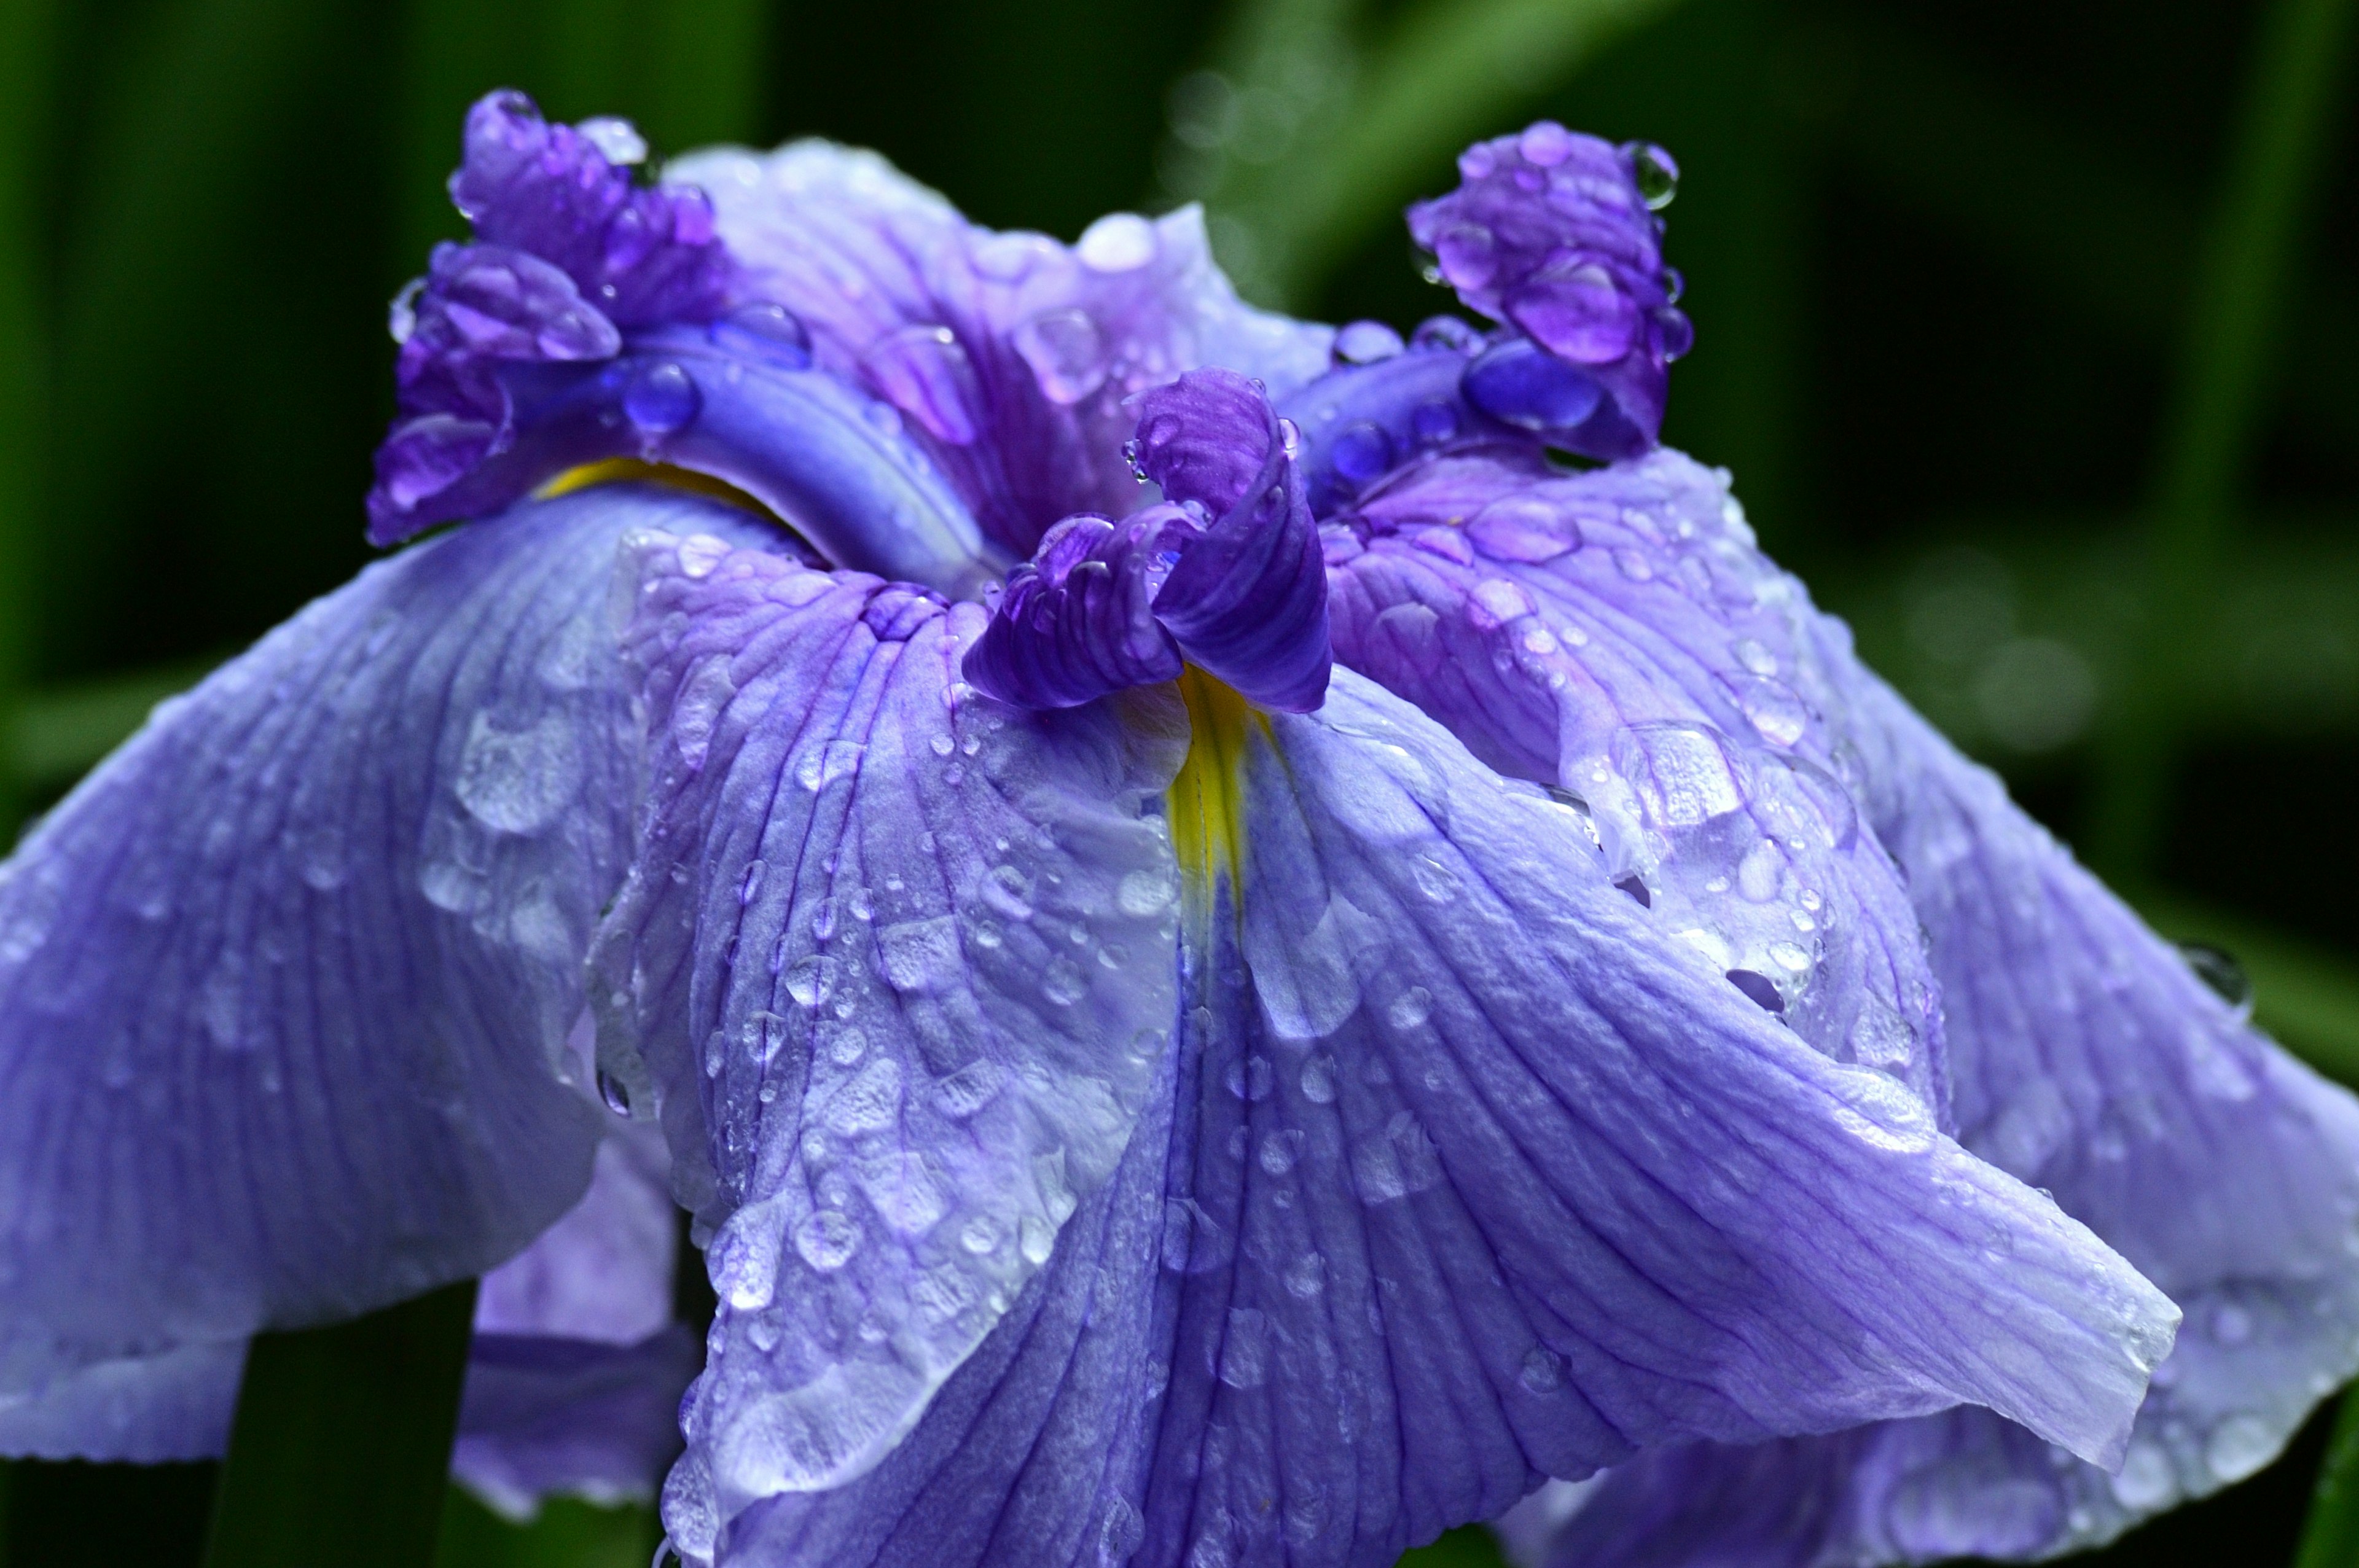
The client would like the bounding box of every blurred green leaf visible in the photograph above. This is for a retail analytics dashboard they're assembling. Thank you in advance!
[2085,0,2355,873]
[205,1282,477,1568]
[435,1491,658,1568]
[2295,1393,2359,1568]
[643,0,773,150]
[7,655,224,791]
[393,0,547,272]
[1189,0,1686,305]
[45,0,351,672]
[0,0,55,833]
[1398,1524,1509,1567]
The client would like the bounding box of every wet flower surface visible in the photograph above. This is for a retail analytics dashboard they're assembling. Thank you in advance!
[1,92,2355,1568]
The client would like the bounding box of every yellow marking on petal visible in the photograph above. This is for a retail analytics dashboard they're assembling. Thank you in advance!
[538,458,781,522]
[1167,668,1266,910]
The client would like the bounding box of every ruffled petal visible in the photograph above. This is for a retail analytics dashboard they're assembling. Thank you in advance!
[0,484,773,1394]
[586,533,1188,1556]
[663,140,1331,555]
[1324,450,1948,1112]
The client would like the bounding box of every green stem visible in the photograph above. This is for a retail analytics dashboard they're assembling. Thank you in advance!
[203,1281,480,1568]
[2295,1392,2359,1567]
[2089,0,2357,876]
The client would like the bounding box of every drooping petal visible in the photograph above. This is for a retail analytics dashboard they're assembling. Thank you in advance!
[667,1045,1177,1568]
[453,1120,696,1517]
[1324,450,1948,1111]
[1405,455,2359,1564]
[454,1328,703,1521]
[664,139,1332,554]
[1108,669,2171,1568]
[585,532,1188,1558]
[0,1343,244,1464]
[0,483,774,1396]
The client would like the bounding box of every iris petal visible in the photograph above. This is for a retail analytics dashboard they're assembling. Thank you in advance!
[0,485,770,1397]
[587,534,1187,1554]
[665,140,1331,554]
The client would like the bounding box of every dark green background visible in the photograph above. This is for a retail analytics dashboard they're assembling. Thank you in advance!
[0,0,2353,1562]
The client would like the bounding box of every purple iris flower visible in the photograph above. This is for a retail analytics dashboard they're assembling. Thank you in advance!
[1,90,2353,1568]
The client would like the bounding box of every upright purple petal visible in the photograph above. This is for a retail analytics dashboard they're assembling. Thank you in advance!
[372,92,738,540]
[1405,123,1689,458]
[585,534,1189,1561]
[664,140,1331,554]
[0,485,773,1400]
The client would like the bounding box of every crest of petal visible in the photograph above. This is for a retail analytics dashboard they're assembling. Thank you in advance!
[585,536,1187,1545]
[663,139,1331,553]
[0,484,770,1396]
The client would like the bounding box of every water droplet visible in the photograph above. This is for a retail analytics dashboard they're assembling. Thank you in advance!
[1468,496,1578,562]
[1387,986,1433,1029]
[1300,1053,1337,1104]
[1011,308,1108,404]
[2178,943,2253,1012]
[864,324,984,444]
[1461,337,1602,431]
[878,916,961,993]
[597,1069,633,1115]
[980,864,1034,920]
[386,276,423,345]
[1219,1308,1269,1388]
[960,1215,1001,1254]
[710,302,812,369]
[2204,1414,2277,1483]
[1330,421,1393,485]
[1019,1213,1055,1265]
[1626,141,1679,209]
[785,953,839,1008]
[1041,955,1087,1007]
[1769,941,1812,973]
[794,1209,862,1271]
[1076,213,1156,272]
[1726,969,1784,1012]
[455,712,582,833]
[2110,1439,2176,1509]
[1518,1346,1565,1392]
[624,361,701,436]
[576,115,647,165]
[1411,856,1461,902]
[2212,1301,2253,1346]
[1117,867,1177,916]
[1334,319,1406,364]
[739,860,767,906]
[1613,547,1655,582]
[795,738,867,792]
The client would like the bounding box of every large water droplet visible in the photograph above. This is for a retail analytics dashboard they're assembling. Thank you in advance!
[624,361,701,436]
[794,1209,862,1272]
[1333,320,1406,365]
[2178,942,2253,1012]
[1330,421,1393,484]
[456,712,582,834]
[597,1068,633,1116]
[710,302,813,369]
[2204,1413,2279,1483]
[864,325,984,445]
[1626,141,1680,209]
[1462,337,1603,432]
[1076,213,1157,272]
[1011,309,1108,404]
